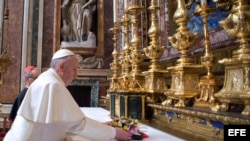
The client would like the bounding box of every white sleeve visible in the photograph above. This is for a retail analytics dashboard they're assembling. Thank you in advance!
[72,117,116,141]
[111,127,116,139]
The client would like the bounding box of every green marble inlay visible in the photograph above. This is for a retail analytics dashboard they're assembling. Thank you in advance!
[70,79,99,107]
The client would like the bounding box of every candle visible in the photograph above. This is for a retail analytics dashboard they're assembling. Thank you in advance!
[132,0,138,5]
[200,0,207,6]
[124,0,128,10]
[113,0,117,22]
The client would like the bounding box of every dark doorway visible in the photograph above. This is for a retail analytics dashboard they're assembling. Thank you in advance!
[67,86,91,107]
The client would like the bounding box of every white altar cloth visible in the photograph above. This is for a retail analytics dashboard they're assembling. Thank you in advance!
[80,107,185,141]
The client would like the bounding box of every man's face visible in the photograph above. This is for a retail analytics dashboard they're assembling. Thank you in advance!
[27,69,41,85]
[61,56,79,86]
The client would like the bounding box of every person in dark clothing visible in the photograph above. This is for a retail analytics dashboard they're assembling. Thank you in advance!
[8,66,41,121]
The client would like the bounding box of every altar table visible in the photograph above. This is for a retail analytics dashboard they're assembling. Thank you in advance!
[81,107,185,141]
[1,105,185,141]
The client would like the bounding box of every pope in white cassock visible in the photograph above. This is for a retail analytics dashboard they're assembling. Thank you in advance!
[4,49,132,141]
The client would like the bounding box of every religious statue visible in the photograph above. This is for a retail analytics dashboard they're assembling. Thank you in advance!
[61,0,97,48]
[76,54,103,69]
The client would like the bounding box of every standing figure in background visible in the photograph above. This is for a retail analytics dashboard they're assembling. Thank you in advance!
[61,0,96,42]
[8,66,41,122]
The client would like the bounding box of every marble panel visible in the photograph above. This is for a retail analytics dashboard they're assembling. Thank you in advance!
[70,79,99,107]
[0,0,24,103]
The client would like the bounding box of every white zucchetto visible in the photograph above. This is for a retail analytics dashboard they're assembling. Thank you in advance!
[52,49,75,60]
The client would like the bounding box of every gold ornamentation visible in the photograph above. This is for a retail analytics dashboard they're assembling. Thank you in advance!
[211,0,250,116]
[165,0,202,107]
[117,9,133,93]
[108,22,120,92]
[126,1,145,92]
[193,0,218,108]
[149,103,250,124]
[0,50,12,106]
[143,0,168,95]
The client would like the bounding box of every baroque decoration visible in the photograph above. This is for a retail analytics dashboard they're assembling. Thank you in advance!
[107,0,250,140]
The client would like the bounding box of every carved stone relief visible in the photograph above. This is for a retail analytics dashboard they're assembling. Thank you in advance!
[53,0,104,66]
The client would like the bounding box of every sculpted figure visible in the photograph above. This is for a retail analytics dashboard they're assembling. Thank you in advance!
[61,0,96,42]
[81,31,96,47]
[61,19,71,41]
[76,54,103,69]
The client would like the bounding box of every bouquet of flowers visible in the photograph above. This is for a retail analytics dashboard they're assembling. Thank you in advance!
[112,116,147,140]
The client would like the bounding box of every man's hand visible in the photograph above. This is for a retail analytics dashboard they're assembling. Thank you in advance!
[115,127,132,141]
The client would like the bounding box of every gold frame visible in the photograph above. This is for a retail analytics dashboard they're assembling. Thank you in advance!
[53,0,104,57]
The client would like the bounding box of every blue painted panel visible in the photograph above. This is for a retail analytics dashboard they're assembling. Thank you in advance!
[210,120,224,129]
[167,111,174,117]
[188,0,229,34]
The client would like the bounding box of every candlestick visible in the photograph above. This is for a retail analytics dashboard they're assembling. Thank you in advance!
[113,0,117,22]
[200,0,207,6]
[132,0,138,5]
[124,0,128,10]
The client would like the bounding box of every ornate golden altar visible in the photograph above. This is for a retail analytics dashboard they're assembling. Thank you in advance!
[107,0,250,140]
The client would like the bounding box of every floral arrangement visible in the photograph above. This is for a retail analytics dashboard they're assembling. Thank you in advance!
[112,116,148,140]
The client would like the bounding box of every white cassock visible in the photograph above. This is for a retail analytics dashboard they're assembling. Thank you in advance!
[4,69,115,141]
